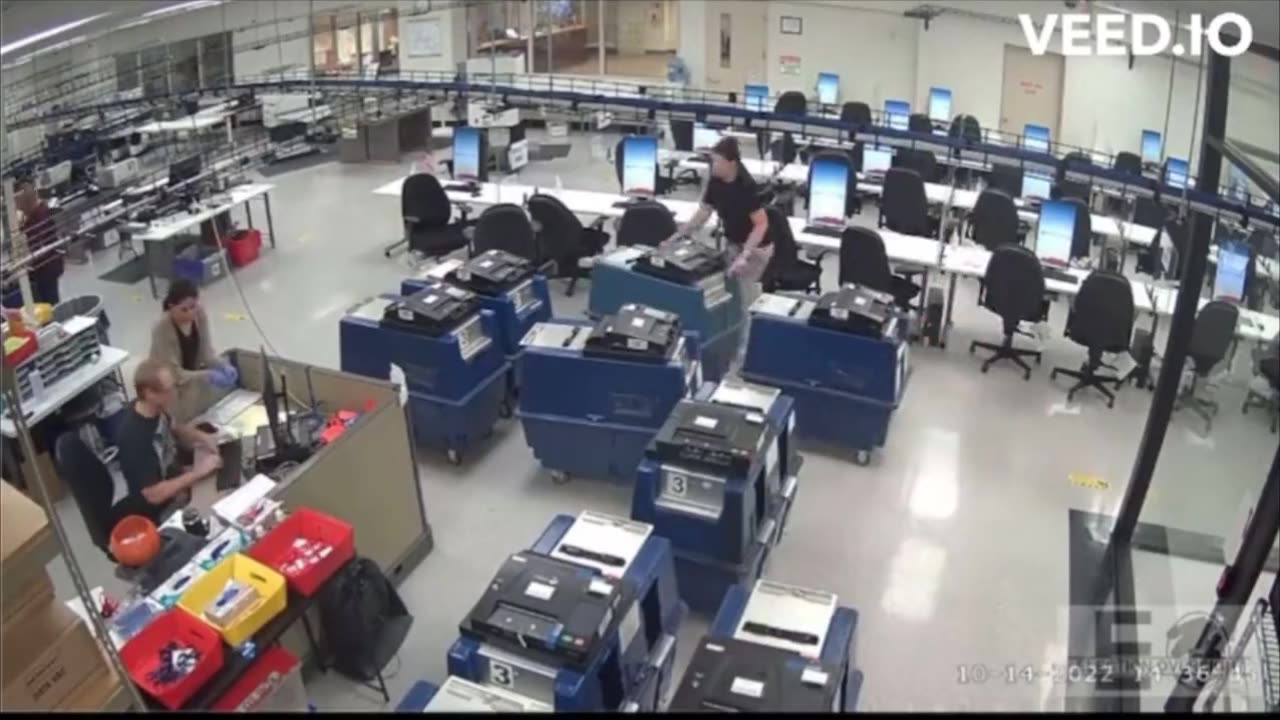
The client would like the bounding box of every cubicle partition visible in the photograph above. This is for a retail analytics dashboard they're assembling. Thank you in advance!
[224,348,433,668]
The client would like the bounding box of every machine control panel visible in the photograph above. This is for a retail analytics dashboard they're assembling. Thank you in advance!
[449,249,536,296]
[652,399,769,477]
[381,282,481,336]
[583,304,681,364]
[633,238,727,286]
[808,284,897,338]
[550,511,653,581]
[670,637,843,713]
[733,580,838,659]
[464,552,624,671]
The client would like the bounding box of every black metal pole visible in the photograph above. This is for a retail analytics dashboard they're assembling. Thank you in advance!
[1164,446,1280,711]
[1110,48,1231,546]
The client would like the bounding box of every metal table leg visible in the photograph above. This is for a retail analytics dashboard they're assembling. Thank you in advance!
[263,193,277,248]
[245,200,254,231]
[941,272,960,348]
[145,240,159,299]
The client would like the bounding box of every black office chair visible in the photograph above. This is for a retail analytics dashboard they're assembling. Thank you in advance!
[838,227,919,309]
[969,244,1046,379]
[1063,197,1094,262]
[1242,333,1280,433]
[54,431,157,560]
[762,206,823,294]
[908,113,933,133]
[1163,217,1188,280]
[617,201,677,248]
[770,133,799,165]
[472,203,538,260]
[1176,300,1239,432]
[841,102,872,128]
[879,168,932,238]
[1053,152,1093,202]
[961,115,982,144]
[670,119,693,151]
[527,193,609,296]
[775,92,807,116]
[987,164,1023,198]
[970,189,1020,250]
[1050,270,1135,407]
[893,148,938,183]
[1133,198,1168,275]
[1113,152,1142,176]
[387,173,471,258]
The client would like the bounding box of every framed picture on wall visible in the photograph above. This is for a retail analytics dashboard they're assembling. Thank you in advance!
[780,16,802,35]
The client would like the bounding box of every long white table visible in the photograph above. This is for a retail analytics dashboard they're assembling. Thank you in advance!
[1,339,129,438]
[132,182,277,298]
[941,243,1278,342]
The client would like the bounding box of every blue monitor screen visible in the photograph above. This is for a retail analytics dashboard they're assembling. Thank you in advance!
[816,72,839,105]
[863,146,893,174]
[1140,130,1162,164]
[453,127,482,180]
[1165,157,1189,189]
[1022,172,1052,201]
[1023,124,1050,153]
[744,84,769,112]
[808,157,848,228]
[883,100,910,131]
[1228,163,1248,202]
[927,87,952,123]
[621,135,658,197]
[693,124,720,152]
[1214,239,1249,302]
[1035,200,1076,266]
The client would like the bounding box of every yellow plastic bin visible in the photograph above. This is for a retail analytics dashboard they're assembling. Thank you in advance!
[177,552,287,647]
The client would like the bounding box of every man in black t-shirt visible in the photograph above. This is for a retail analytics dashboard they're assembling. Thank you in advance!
[679,137,776,372]
[116,359,222,523]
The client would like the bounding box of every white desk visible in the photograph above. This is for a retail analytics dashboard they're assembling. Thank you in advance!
[372,177,706,223]
[134,111,233,135]
[0,343,129,438]
[787,217,941,267]
[941,244,1278,343]
[133,182,277,298]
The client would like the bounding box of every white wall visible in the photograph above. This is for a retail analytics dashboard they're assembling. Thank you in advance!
[397,1,466,74]
[677,0,707,87]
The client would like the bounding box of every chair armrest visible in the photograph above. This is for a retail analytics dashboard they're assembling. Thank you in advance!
[588,216,608,231]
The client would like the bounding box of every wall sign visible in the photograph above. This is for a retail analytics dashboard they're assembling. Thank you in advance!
[779,54,801,76]
[780,16,803,35]
[406,16,442,58]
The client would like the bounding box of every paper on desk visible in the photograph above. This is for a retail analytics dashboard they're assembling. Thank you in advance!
[212,474,277,526]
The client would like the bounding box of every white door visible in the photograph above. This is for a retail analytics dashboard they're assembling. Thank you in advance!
[704,1,767,92]
[1000,44,1065,142]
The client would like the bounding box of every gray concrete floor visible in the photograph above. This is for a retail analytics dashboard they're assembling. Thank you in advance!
[42,130,1279,711]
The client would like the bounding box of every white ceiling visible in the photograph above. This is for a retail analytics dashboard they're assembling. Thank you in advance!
[1,1,214,59]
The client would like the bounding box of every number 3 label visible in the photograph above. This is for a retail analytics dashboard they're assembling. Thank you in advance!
[669,473,687,497]
[490,660,514,687]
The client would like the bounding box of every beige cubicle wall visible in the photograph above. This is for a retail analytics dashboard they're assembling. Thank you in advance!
[224,349,433,670]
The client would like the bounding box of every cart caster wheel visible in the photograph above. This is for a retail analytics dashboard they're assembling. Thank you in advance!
[1024,371,1031,381]
[499,400,513,419]
[551,470,571,485]
[1035,356,1042,365]
[447,449,462,465]
[1108,399,1115,409]
[980,365,989,374]
[854,450,871,467]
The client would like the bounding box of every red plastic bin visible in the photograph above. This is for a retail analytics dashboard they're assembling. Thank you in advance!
[120,608,225,710]
[247,507,354,596]
[224,229,261,268]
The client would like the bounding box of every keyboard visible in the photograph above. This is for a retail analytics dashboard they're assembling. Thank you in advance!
[1042,265,1079,285]
[444,183,480,193]
[684,153,711,165]
[612,199,644,209]
[802,225,844,238]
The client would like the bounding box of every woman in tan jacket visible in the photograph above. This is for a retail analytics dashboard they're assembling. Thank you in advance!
[150,279,219,421]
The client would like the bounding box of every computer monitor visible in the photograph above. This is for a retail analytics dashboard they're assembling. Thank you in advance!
[816,72,839,106]
[744,84,769,112]
[453,127,483,182]
[927,87,952,123]
[1035,200,1076,267]
[883,100,910,131]
[1023,124,1050,153]
[168,154,203,189]
[862,146,893,174]
[621,135,658,197]
[807,156,848,229]
[1165,156,1189,190]
[1021,172,1053,202]
[1214,238,1249,303]
[692,124,720,152]
[1140,129,1162,164]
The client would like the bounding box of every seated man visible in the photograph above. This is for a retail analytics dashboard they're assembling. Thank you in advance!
[116,359,222,523]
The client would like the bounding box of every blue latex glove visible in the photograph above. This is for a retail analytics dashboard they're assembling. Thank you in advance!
[208,362,239,389]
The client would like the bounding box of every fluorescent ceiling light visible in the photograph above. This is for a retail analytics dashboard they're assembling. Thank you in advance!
[0,12,113,56]
[142,1,226,19]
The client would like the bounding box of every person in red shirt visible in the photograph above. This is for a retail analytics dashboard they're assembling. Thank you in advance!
[14,179,64,305]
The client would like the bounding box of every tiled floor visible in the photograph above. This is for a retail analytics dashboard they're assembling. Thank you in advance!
[40,131,1279,711]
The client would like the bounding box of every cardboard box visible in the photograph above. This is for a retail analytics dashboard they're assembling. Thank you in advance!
[16,450,68,504]
[1,601,106,711]
[1,569,54,624]
[57,645,130,711]
[0,479,61,610]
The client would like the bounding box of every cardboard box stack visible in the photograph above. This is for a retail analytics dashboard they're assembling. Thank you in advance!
[1,479,130,711]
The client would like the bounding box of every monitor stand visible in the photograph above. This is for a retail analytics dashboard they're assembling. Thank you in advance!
[444,180,482,195]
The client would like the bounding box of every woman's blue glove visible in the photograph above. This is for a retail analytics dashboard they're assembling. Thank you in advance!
[207,362,239,389]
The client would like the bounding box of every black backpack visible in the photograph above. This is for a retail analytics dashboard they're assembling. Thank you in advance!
[317,557,413,682]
